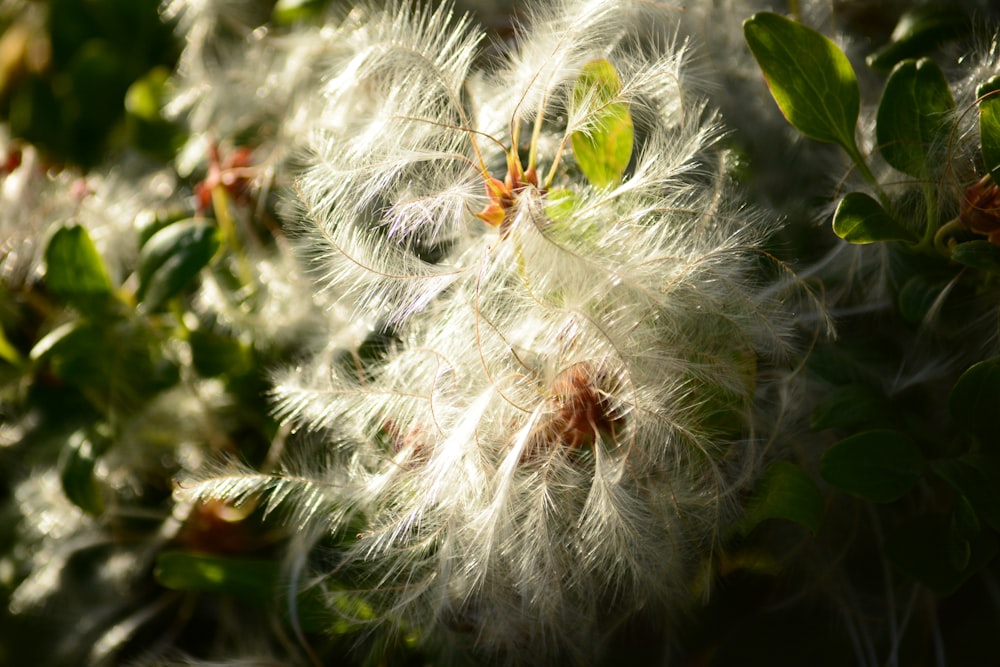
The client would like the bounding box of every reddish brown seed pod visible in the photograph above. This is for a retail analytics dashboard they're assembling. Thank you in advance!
[959,173,1000,244]
[523,362,622,462]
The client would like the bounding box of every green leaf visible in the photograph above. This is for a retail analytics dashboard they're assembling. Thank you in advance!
[978,76,1000,183]
[189,328,251,378]
[887,515,998,595]
[124,66,169,121]
[820,429,925,503]
[44,224,115,314]
[125,67,186,159]
[134,207,189,248]
[0,324,21,366]
[931,458,1000,533]
[59,429,110,516]
[738,461,824,535]
[136,220,219,311]
[833,192,918,244]
[155,551,279,606]
[951,240,1000,272]
[876,58,955,178]
[809,383,895,431]
[570,59,634,188]
[744,12,860,153]
[867,6,968,72]
[543,188,579,221]
[30,318,179,412]
[30,320,107,381]
[950,357,1000,444]
[273,0,330,24]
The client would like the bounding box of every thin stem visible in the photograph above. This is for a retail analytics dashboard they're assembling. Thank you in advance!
[846,143,879,188]
[211,185,254,288]
[527,98,547,175]
[917,181,939,251]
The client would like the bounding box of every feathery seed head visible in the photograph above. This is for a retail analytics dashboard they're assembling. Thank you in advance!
[187,0,816,660]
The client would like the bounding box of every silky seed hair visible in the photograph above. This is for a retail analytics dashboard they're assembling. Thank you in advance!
[183,0,819,659]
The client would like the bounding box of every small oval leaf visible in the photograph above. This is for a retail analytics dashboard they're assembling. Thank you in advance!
[950,357,1000,444]
[739,461,824,535]
[833,192,918,244]
[951,239,1000,272]
[931,458,1000,533]
[887,515,998,595]
[137,220,219,311]
[59,429,109,516]
[809,383,895,432]
[876,58,955,178]
[867,6,967,72]
[744,12,860,153]
[570,59,634,188]
[820,429,925,503]
[978,76,1000,183]
[44,224,114,314]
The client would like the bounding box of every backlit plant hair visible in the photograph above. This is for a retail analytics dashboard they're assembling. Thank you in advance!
[183,0,819,660]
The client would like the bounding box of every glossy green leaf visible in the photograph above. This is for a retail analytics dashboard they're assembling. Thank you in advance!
[867,6,968,72]
[876,58,955,178]
[951,239,1000,272]
[744,12,860,153]
[155,551,279,606]
[30,318,179,412]
[44,224,114,314]
[887,515,998,595]
[931,458,1000,533]
[978,77,1000,183]
[739,461,824,535]
[820,429,925,503]
[134,207,189,248]
[947,496,981,571]
[136,220,219,311]
[30,320,106,381]
[833,192,918,244]
[59,429,109,516]
[950,357,1000,444]
[570,59,634,188]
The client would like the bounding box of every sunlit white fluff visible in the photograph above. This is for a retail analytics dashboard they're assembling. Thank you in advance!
[186,0,814,660]
[0,140,179,287]
[163,0,355,183]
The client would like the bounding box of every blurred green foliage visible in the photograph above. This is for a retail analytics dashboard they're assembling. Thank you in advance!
[0,0,176,166]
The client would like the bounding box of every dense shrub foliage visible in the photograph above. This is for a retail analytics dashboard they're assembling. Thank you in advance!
[1,1,999,665]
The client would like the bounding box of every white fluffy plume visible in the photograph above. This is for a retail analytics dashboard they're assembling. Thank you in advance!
[182,0,817,660]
